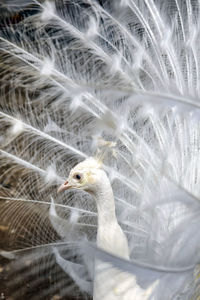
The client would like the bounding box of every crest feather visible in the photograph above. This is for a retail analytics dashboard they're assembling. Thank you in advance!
[72,157,102,172]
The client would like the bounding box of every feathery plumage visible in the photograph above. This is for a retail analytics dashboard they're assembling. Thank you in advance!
[0,0,200,299]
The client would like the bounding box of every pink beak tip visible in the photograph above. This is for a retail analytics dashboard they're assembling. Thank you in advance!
[57,180,69,194]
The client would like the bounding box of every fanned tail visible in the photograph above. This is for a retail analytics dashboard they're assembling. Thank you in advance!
[1,0,200,299]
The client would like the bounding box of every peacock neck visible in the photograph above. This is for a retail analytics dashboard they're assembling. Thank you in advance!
[92,170,130,258]
[93,173,117,227]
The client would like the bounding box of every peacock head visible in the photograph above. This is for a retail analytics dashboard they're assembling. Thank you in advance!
[57,157,103,194]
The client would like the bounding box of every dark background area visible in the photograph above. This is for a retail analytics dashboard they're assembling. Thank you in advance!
[0,1,92,299]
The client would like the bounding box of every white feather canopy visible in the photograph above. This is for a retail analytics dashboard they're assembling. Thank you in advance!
[0,0,200,299]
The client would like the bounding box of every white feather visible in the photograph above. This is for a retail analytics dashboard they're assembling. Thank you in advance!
[0,0,200,299]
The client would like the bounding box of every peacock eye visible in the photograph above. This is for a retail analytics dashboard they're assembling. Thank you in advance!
[75,174,81,180]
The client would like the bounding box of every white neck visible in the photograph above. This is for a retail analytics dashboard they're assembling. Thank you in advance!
[93,172,117,226]
[92,170,130,300]
[91,171,129,259]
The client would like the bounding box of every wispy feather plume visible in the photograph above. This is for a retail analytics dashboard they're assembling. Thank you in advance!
[0,0,200,299]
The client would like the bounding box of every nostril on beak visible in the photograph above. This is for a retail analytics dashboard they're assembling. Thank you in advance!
[57,179,70,194]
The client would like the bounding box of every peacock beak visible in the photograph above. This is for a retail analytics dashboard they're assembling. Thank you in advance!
[57,179,72,194]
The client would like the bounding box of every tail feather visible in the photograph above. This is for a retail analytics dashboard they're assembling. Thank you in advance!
[1,0,200,299]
